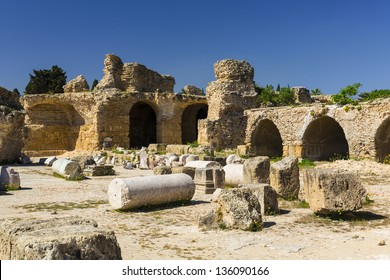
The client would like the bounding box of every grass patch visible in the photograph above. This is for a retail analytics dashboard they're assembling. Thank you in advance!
[296,201,310,208]
[270,156,283,162]
[16,200,107,212]
[53,172,84,181]
[298,158,316,169]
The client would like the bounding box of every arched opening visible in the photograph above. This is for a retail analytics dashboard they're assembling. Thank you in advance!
[24,103,84,152]
[181,104,208,144]
[252,119,283,157]
[129,102,157,148]
[302,116,349,161]
[375,117,390,162]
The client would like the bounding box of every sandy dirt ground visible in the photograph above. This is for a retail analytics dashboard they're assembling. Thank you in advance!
[1,159,389,260]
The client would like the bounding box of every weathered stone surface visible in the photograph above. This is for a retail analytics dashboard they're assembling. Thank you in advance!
[0,217,122,260]
[226,154,243,164]
[63,75,89,93]
[4,111,24,166]
[95,54,175,93]
[96,156,107,165]
[0,167,21,190]
[292,86,312,104]
[198,188,262,231]
[185,160,221,169]
[198,59,257,149]
[153,166,172,175]
[108,174,195,210]
[138,149,149,169]
[302,168,366,214]
[270,156,300,199]
[171,166,196,179]
[223,164,244,186]
[44,156,57,166]
[194,168,215,194]
[214,59,254,83]
[243,156,270,184]
[83,165,115,176]
[238,184,278,216]
[182,85,204,96]
[185,154,199,164]
[52,158,83,180]
[148,143,167,153]
[71,155,96,170]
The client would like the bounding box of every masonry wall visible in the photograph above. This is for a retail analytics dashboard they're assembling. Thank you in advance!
[245,100,390,161]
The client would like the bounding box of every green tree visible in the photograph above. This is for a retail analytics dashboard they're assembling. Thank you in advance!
[311,88,322,95]
[256,84,295,106]
[276,83,281,92]
[332,83,362,105]
[25,65,67,94]
[91,79,99,91]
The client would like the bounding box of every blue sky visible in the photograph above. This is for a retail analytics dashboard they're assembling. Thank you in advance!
[1,0,389,94]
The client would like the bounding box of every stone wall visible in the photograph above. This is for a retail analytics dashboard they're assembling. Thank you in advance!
[22,91,207,154]
[0,87,25,162]
[95,54,175,93]
[198,59,258,149]
[245,100,390,161]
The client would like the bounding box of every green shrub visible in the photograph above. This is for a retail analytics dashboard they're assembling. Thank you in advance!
[255,84,295,107]
[331,83,362,105]
[359,89,390,102]
[187,140,199,148]
[298,158,315,168]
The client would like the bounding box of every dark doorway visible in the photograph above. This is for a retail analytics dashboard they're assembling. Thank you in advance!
[181,104,208,144]
[302,116,349,160]
[375,117,390,162]
[252,119,283,157]
[129,102,157,148]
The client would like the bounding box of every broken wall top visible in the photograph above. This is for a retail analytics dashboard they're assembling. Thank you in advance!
[0,87,23,110]
[95,54,175,93]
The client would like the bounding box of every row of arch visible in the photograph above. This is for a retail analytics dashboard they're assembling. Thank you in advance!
[25,102,209,151]
[252,116,390,162]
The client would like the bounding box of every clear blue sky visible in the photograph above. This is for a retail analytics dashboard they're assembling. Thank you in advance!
[1,0,389,94]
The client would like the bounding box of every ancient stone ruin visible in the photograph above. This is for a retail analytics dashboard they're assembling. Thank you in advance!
[0,87,24,163]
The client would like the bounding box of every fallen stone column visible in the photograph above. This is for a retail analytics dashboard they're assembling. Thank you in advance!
[52,158,83,180]
[223,164,244,186]
[108,173,195,210]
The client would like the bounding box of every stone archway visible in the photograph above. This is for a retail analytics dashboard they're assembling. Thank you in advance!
[252,119,283,157]
[181,104,208,144]
[129,102,157,148]
[24,103,84,152]
[302,116,349,160]
[375,117,390,162]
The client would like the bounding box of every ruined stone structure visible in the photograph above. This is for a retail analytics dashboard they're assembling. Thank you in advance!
[17,54,390,163]
[244,101,390,162]
[22,54,208,156]
[198,59,258,149]
[0,87,25,162]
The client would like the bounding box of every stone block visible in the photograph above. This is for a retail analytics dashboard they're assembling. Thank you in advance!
[270,156,300,199]
[243,156,270,184]
[194,168,215,194]
[83,165,115,176]
[238,184,279,216]
[223,164,244,186]
[302,168,366,214]
[198,188,262,231]
[171,166,196,179]
[0,217,122,260]
[0,167,21,190]
[148,143,167,153]
[108,174,195,210]
[153,166,172,175]
[226,154,243,164]
[185,154,199,164]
